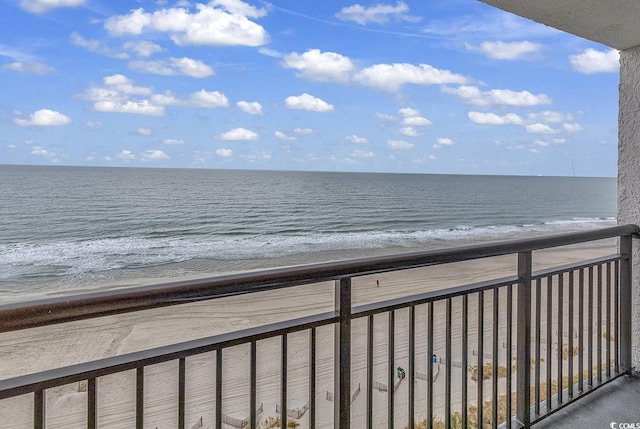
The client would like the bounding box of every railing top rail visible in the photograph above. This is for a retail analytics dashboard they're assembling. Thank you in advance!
[1,224,637,333]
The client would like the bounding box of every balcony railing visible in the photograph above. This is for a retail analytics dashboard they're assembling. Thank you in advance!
[0,225,637,429]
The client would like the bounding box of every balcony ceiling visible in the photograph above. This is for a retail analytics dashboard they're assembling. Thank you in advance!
[479,0,640,50]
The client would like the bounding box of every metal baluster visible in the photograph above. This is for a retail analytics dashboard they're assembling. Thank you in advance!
[557,274,564,404]
[137,367,144,429]
[281,334,288,429]
[606,262,612,379]
[478,290,484,428]
[388,310,395,429]
[309,330,316,429]
[409,306,416,429]
[568,271,574,399]
[216,350,222,429]
[516,251,532,428]
[88,378,96,429]
[506,284,513,429]
[179,357,186,429]
[427,301,434,429]
[462,295,469,429]
[588,266,593,388]
[578,269,585,393]
[597,264,603,383]
[546,276,552,412]
[251,340,257,429]
[34,390,45,429]
[535,278,541,415]
[614,260,620,374]
[334,277,351,429]
[445,298,452,429]
[492,289,499,428]
[367,315,373,429]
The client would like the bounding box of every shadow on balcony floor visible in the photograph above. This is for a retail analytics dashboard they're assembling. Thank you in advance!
[535,373,640,429]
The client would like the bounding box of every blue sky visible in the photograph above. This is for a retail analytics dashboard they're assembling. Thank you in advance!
[0,0,621,176]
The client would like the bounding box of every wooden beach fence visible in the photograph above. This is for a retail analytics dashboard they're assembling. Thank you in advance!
[276,400,311,419]
[325,382,361,404]
[221,403,264,428]
[189,416,203,429]
[414,365,441,383]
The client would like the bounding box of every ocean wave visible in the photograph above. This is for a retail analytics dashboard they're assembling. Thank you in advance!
[0,217,616,287]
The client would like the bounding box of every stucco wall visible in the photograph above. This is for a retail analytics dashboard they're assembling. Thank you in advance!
[618,45,640,369]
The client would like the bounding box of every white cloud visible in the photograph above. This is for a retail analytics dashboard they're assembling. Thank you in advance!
[282,49,355,82]
[402,116,432,126]
[237,101,263,115]
[123,40,164,57]
[398,107,432,126]
[399,107,419,117]
[335,1,419,25]
[141,149,169,160]
[82,74,228,115]
[117,149,136,160]
[375,113,396,121]
[210,0,268,18]
[345,134,368,144]
[563,122,584,132]
[294,128,313,135]
[354,63,467,92]
[216,148,233,157]
[285,93,334,112]
[525,123,557,134]
[84,121,102,130]
[527,111,573,123]
[352,150,375,158]
[468,111,523,125]
[104,2,269,47]
[433,138,454,149]
[136,127,152,136]
[19,0,84,13]
[30,146,62,162]
[275,131,297,141]
[163,138,185,145]
[114,149,168,161]
[129,57,214,78]
[95,100,164,116]
[258,48,282,58]
[70,33,128,59]
[2,61,55,75]
[569,48,619,74]
[399,127,421,137]
[442,85,551,106]
[429,155,437,160]
[219,127,259,141]
[467,40,542,60]
[14,109,71,126]
[189,89,229,108]
[387,139,415,150]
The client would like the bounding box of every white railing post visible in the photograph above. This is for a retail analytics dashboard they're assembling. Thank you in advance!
[334,277,351,429]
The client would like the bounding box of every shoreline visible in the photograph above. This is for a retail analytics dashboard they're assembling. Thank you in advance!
[0,235,617,305]
[0,242,618,428]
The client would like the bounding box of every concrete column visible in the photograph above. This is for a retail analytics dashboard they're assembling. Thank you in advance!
[618,45,640,370]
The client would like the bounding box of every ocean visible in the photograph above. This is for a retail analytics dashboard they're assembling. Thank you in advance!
[0,165,617,302]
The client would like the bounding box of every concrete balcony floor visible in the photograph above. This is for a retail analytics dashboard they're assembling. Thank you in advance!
[535,372,640,429]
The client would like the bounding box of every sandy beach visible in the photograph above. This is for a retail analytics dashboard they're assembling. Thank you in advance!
[0,242,618,428]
